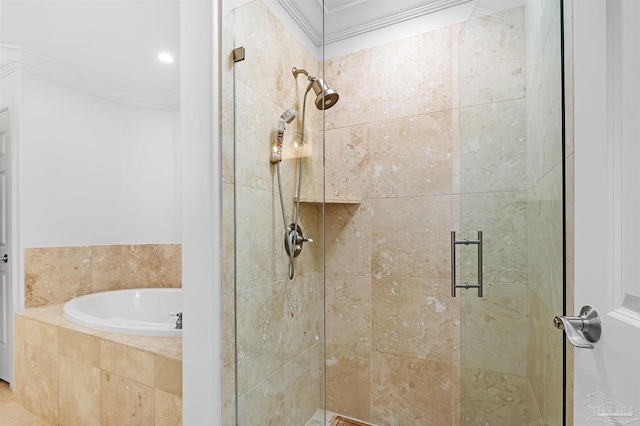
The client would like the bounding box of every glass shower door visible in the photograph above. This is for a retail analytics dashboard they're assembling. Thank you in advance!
[457,1,565,425]
[229,1,326,425]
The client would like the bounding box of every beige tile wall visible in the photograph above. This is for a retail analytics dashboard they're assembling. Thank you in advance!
[24,244,181,308]
[222,1,567,425]
[323,23,460,426]
[322,4,550,425]
[14,304,182,425]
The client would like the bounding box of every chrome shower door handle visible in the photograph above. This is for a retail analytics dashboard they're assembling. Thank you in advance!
[554,305,601,349]
[451,231,483,297]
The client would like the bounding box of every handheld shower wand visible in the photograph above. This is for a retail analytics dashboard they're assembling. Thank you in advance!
[271,109,297,164]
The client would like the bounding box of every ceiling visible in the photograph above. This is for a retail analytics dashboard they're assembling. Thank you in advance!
[0,0,179,94]
[277,0,475,45]
[0,0,516,94]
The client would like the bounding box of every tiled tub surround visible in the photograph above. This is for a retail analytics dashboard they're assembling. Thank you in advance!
[24,244,182,308]
[14,304,182,425]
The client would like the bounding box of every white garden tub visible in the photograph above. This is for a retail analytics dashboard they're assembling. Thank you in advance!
[63,288,182,337]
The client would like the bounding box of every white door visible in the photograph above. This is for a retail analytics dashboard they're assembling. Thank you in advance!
[573,0,640,423]
[0,108,11,383]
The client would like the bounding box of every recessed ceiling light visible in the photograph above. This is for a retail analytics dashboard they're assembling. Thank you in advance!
[158,53,174,63]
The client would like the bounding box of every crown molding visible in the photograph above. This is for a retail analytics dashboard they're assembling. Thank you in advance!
[277,0,322,45]
[277,0,475,46]
[0,45,179,110]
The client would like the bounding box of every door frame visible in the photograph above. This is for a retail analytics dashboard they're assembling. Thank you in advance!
[0,95,24,388]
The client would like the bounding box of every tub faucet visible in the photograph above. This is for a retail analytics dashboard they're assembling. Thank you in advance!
[169,311,182,329]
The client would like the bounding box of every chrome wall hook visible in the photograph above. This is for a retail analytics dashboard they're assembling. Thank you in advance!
[554,305,601,349]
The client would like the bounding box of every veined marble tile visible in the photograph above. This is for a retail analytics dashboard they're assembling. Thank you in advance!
[371,351,453,425]
[459,191,528,285]
[460,282,528,376]
[325,202,372,276]
[324,49,373,130]
[154,389,182,426]
[222,182,236,297]
[233,80,285,192]
[221,8,235,187]
[91,244,181,292]
[459,99,527,193]
[19,343,59,425]
[326,343,372,423]
[283,344,324,426]
[100,339,155,388]
[234,0,284,104]
[525,0,560,89]
[237,368,287,425]
[101,371,154,426]
[154,356,182,398]
[371,195,453,279]
[459,366,542,426]
[527,164,563,314]
[281,28,321,113]
[459,6,526,107]
[527,287,545,416]
[368,111,454,198]
[24,244,181,308]
[325,125,369,201]
[283,273,322,363]
[59,327,101,368]
[526,8,563,187]
[325,272,371,350]
[368,28,452,120]
[234,186,281,290]
[372,275,456,364]
[59,356,101,426]
[222,342,236,426]
[0,401,52,426]
[235,281,285,395]
[24,319,58,354]
[24,246,92,308]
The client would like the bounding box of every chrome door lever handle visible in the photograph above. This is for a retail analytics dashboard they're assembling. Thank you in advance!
[554,305,601,349]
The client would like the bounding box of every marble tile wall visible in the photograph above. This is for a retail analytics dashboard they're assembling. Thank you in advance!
[321,4,554,425]
[323,23,458,422]
[227,0,324,424]
[223,0,565,425]
[14,304,182,425]
[24,244,181,308]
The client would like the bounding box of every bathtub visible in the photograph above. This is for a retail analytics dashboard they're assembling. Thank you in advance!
[63,288,182,337]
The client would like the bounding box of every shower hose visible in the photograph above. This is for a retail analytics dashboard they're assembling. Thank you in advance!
[276,88,311,280]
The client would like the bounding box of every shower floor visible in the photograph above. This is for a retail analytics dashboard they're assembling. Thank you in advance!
[305,409,374,426]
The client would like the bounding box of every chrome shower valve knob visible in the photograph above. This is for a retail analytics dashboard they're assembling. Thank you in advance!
[284,223,311,258]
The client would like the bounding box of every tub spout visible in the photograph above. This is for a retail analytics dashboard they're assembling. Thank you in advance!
[175,312,182,329]
[169,311,182,329]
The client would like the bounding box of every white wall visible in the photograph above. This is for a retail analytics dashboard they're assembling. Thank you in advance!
[20,71,180,247]
[181,0,221,423]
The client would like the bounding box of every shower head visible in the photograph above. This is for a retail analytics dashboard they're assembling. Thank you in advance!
[278,108,297,131]
[292,67,340,110]
[310,78,339,110]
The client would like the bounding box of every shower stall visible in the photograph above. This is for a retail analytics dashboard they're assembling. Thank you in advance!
[222,0,565,424]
